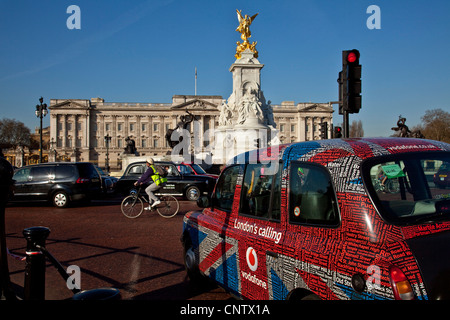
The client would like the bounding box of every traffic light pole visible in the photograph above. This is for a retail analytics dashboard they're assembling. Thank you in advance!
[327,101,349,138]
[343,110,349,138]
[337,49,362,138]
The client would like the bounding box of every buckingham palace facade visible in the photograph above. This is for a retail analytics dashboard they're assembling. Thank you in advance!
[48,95,333,171]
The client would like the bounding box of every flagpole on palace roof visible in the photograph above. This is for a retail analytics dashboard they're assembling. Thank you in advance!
[195,67,197,96]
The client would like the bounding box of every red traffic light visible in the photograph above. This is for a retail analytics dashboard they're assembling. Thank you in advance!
[347,52,357,63]
[347,51,359,63]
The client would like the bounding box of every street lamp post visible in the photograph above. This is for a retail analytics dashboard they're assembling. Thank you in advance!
[35,97,48,164]
[104,134,111,173]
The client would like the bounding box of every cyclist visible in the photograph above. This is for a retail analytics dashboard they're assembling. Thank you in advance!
[134,158,167,210]
[376,166,388,191]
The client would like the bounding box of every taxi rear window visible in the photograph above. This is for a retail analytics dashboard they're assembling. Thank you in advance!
[362,152,450,226]
[288,162,340,227]
[239,162,281,221]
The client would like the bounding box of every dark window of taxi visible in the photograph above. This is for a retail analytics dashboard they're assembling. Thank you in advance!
[213,165,242,212]
[240,162,281,221]
[289,162,339,227]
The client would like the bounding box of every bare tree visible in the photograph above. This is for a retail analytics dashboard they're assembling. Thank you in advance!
[349,120,364,138]
[0,118,31,149]
[421,109,450,143]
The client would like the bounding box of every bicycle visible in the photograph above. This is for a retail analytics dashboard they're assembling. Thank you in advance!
[121,186,179,219]
[373,176,400,194]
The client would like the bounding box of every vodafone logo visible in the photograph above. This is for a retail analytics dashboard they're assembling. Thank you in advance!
[242,247,267,289]
[246,247,258,271]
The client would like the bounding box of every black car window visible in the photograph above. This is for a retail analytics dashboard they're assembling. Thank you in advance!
[56,165,76,179]
[13,167,31,183]
[363,152,450,225]
[165,164,179,177]
[30,166,53,182]
[213,165,241,212]
[128,164,146,176]
[178,165,193,175]
[77,163,99,179]
[289,162,339,227]
[191,164,207,174]
[239,162,281,221]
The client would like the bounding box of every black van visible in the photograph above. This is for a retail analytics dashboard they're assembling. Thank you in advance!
[11,162,102,208]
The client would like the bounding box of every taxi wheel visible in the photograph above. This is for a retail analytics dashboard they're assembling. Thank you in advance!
[185,186,200,201]
[183,239,199,278]
[183,236,207,284]
[288,289,321,301]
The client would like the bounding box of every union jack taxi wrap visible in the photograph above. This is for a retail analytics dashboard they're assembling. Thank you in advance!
[182,138,450,300]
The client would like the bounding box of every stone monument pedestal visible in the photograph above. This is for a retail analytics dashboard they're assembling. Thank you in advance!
[213,125,269,165]
[212,49,278,164]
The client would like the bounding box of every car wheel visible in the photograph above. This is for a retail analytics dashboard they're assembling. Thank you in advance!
[185,186,200,201]
[183,236,208,285]
[53,191,69,208]
[288,289,321,300]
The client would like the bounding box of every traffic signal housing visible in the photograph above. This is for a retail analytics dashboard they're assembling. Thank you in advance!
[319,122,328,139]
[334,126,342,138]
[340,49,362,114]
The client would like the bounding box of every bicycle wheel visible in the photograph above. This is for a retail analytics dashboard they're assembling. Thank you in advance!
[386,179,400,193]
[121,195,144,218]
[156,195,179,218]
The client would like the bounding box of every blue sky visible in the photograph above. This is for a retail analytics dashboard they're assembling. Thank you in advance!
[1,0,449,137]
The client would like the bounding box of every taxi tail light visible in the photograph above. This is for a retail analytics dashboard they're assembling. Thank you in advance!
[389,266,415,300]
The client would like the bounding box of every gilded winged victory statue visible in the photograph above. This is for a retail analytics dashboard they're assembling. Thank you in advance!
[235,10,259,59]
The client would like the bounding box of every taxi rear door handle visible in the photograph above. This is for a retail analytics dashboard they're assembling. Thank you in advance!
[267,250,278,258]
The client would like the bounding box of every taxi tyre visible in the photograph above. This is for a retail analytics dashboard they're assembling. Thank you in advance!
[287,289,321,301]
[185,186,201,201]
[182,235,209,285]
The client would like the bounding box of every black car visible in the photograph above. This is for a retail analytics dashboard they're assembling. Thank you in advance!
[116,161,216,201]
[11,162,102,208]
[95,165,118,194]
[433,162,450,189]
